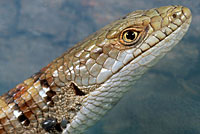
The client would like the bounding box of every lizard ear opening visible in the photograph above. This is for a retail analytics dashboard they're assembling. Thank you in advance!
[71,82,86,96]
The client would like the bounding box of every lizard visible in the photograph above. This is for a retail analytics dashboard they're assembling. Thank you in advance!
[0,5,192,134]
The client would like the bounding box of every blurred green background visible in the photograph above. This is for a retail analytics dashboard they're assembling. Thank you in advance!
[0,0,200,134]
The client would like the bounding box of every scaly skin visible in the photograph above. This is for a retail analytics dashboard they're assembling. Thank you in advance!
[0,5,192,134]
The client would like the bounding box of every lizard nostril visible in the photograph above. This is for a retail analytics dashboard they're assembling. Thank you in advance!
[172,13,177,19]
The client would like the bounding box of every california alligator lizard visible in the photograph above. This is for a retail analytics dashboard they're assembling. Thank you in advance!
[0,5,192,134]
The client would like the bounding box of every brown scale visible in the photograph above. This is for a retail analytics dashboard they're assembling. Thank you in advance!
[0,65,49,133]
[0,55,89,134]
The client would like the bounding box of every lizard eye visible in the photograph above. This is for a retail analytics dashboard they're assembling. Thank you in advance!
[120,28,141,45]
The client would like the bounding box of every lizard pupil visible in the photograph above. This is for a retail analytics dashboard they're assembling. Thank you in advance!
[126,30,135,40]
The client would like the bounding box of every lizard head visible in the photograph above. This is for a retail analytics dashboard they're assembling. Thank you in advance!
[64,5,191,89]
[63,5,192,134]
